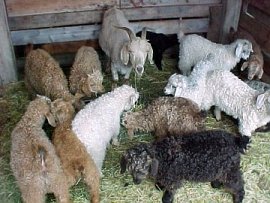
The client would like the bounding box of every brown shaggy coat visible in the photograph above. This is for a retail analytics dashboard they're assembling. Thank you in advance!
[122,96,206,140]
[24,49,83,109]
[69,46,104,97]
[10,96,71,203]
[51,99,100,203]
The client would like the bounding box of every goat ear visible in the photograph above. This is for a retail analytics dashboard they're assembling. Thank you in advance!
[147,44,154,64]
[235,43,243,58]
[150,158,159,177]
[120,155,127,174]
[120,43,130,65]
[256,93,266,109]
[130,94,138,105]
[46,112,56,127]
[175,87,183,96]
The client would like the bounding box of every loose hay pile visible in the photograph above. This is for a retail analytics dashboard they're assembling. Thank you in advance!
[0,53,269,203]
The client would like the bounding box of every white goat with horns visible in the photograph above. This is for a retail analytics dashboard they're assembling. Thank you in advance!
[99,7,154,86]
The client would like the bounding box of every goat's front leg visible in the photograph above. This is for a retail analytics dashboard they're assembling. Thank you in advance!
[124,67,133,85]
[111,64,119,89]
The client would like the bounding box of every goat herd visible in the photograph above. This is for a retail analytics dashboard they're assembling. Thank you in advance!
[9,6,268,203]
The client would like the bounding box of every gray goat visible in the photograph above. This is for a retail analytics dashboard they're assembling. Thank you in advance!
[99,7,154,86]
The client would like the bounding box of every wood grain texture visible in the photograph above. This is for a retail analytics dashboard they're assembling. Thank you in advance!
[0,0,17,84]
[11,18,209,45]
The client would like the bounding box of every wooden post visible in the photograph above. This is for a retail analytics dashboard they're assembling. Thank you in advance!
[0,0,17,85]
[220,0,242,43]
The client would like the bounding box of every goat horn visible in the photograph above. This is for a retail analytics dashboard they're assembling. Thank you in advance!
[114,26,136,41]
[141,27,147,40]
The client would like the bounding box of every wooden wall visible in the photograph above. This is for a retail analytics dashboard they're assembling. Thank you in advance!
[6,0,223,45]
[1,0,242,84]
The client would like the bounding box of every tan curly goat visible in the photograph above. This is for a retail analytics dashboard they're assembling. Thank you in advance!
[69,46,105,98]
[10,95,71,203]
[24,48,83,109]
[122,96,206,140]
[51,99,100,203]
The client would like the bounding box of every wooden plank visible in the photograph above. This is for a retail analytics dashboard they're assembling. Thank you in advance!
[6,0,119,16]
[11,24,101,45]
[11,18,209,45]
[120,0,221,8]
[207,6,222,43]
[219,0,242,43]
[133,18,209,34]
[249,0,270,16]
[239,13,270,53]
[0,0,17,85]
[123,5,213,20]
[8,5,214,30]
[243,4,270,28]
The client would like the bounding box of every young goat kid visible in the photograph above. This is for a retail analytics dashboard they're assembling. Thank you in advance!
[121,130,249,203]
[69,46,105,98]
[51,99,100,203]
[24,49,84,110]
[10,96,71,203]
[122,96,206,140]
[72,85,139,173]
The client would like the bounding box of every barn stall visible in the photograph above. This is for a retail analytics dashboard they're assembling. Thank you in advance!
[0,0,269,202]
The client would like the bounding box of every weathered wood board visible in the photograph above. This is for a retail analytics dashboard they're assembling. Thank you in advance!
[0,0,17,85]
[8,4,217,30]
[11,18,209,45]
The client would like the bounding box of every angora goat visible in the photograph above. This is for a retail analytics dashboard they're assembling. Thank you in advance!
[121,130,249,203]
[72,85,139,172]
[24,48,83,109]
[165,67,270,137]
[177,31,253,76]
[164,54,216,110]
[51,99,100,203]
[99,7,153,85]
[10,95,71,203]
[229,28,264,80]
[69,46,105,98]
[122,96,206,140]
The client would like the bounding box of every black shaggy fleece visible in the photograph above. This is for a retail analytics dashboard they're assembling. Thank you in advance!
[121,130,250,203]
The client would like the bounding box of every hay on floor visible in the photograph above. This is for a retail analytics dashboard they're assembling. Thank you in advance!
[0,54,269,203]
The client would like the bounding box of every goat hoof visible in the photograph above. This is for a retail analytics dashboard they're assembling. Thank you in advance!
[211,180,223,189]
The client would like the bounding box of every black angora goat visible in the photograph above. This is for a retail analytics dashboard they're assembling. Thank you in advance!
[120,130,250,203]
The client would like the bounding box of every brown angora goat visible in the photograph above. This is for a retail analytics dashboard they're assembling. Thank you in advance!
[122,96,206,140]
[51,98,100,203]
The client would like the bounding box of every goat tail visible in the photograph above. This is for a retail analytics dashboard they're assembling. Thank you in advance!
[32,144,48,173]
[234,135,251,154]
[178,17,185,41]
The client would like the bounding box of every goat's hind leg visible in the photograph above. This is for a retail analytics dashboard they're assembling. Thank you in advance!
[20,185,46,203]
[83,163,100,203]
[52,178,71,203]
[221,168,245,203]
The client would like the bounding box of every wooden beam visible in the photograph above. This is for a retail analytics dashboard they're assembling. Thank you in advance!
[239,13,270,53]
[219,0,242,43]
[6,0,119,16]
[120,0,221,8]
[0,0,17,85]
[249,0,270,16]
[8,4,217,30]
[207,6,223,43]
[11,24,101,45]
[243,4,270,28]
[11,18,209,45]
